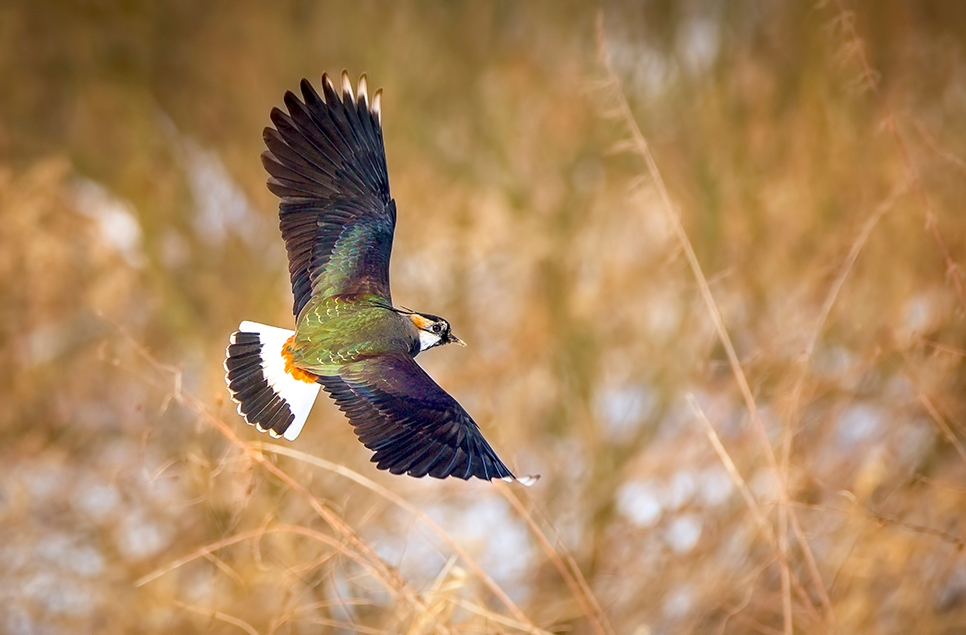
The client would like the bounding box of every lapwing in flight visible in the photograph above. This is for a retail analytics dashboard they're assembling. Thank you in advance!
[224,72,536,485]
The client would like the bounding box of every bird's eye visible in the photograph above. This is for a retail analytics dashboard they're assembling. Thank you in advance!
[431,323,443,334]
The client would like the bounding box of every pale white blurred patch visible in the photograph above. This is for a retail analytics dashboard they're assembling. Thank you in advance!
[679,16,720,74]
[72,178,144,267]
[616,479,664,527]
[35,534,104,578]
[897,290,950,344]
[696,466,734,507]
[183,141,260,245]
[835,403,884,452]
[22,571,94,616]
[750,468,781,504]
[116,510,171,561]
[609,35,677,97]
[369,487,535,603]
[73,481,122,521]
[664,514,703,554]
[664,469,697,510]
[663,583,696,620]
[595,383,657,442]
[814,344,856,379]
[160,113,268,250]
[905,293,934,333]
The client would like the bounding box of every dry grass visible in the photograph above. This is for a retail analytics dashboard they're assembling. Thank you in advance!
[2,1,966,633]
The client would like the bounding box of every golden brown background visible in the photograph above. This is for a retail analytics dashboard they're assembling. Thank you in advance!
[3,1,966,633]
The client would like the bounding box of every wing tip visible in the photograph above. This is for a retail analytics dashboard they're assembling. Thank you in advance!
[357,73,369,107]
[341,69,352,99]
[322,72,337,98]
[372,89,382,125]
[504,474,540,487]
[336,70,382,125]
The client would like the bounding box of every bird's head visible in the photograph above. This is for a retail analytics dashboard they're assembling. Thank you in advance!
[408,312,466,352]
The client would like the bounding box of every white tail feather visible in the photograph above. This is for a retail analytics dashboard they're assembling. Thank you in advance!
[236,321,321,441]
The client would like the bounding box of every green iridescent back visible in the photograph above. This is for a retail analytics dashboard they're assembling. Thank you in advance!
[291,294,417,372]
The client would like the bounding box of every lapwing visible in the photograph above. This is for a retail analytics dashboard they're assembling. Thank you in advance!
[224,72,536,485]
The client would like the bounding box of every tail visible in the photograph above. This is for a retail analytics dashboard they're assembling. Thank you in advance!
[224,321,321,441]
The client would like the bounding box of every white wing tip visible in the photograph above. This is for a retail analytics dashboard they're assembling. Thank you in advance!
[341,70,352,98]
[372,89,382,125]
[504,474,540,487]
[357,74,369,106]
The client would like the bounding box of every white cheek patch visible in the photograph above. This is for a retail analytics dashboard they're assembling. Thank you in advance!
[418,329,442,351]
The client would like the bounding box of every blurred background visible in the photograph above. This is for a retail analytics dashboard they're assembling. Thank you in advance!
[2,1,966,633]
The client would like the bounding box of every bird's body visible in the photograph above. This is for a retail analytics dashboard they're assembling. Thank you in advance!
[224,72,535,485]
[292,294,419,369]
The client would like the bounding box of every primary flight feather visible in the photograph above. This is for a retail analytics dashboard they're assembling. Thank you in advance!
[224,71,536,485]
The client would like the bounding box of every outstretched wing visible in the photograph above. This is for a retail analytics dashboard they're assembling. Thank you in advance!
[318,354,533,483]
[262,71,394,317]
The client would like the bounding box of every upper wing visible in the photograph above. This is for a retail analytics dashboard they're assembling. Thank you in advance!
[318,354,534,483]
[262,71,395,317]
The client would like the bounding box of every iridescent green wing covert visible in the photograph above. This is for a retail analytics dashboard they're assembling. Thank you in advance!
[319,355,517,481]
[262,72,394,316]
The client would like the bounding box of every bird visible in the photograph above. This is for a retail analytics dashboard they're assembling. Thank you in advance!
[224,71,536,485]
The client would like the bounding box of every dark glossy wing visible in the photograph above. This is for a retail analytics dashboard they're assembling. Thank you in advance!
[318,354,533,483]
[262,71,395,317]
